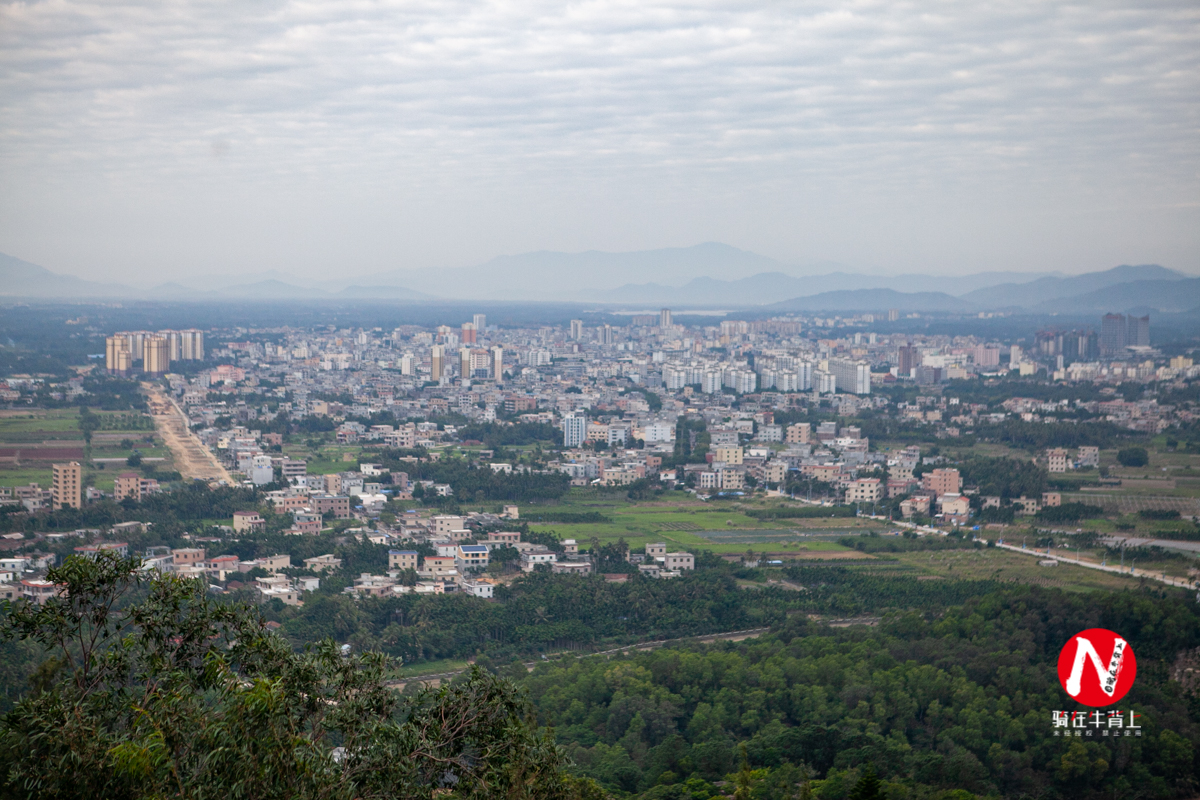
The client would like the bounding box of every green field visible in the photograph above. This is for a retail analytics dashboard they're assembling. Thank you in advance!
[0,407,169,491]
[523,492,884,555]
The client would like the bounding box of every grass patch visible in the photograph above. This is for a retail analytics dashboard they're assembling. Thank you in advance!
[890,548,1160,593]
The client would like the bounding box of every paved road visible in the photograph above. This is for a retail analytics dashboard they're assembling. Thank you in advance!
[860,514,1199,592]
[995,542,1197,590]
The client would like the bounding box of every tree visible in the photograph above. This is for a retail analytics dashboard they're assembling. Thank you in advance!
[0,552,588,799]
[848,765,882,800]
[1117,447,1149,467]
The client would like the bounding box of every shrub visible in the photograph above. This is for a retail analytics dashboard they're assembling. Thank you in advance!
[1117,447,1149,467]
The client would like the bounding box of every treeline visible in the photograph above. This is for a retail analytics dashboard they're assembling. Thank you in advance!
[746,505,856,520]
[837,533,981,553]
[957,455,1048,500]
[0,482,261,537]
[456,421,561,448]
[523,511,614,524]
[975,420,1144,451]
[270,565,1006,665]
[378,451,571,503]
[1037,502,1105,522]
[517,586,1200,799]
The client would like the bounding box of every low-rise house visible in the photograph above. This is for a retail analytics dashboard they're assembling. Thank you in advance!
[388,550,418,571]
[73,542,129,559]
[344,573,396,598]
[456,544,489,573]
[845,478,883,504]
[21,579,64,604]
[661,552,695,571]
[232,511,265,533]
[255,575,302,606]
[460,577,496,598]
[240,554,291,574]
[206,554,241,580]
[520,548,557,572]
[551,561,592,576]
[304,554,343,572]
[420,555,460,584]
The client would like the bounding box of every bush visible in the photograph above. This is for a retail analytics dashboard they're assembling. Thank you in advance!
[1117,447,1149,467]
[1138,508,1181,520]
[1036,502,1105,522]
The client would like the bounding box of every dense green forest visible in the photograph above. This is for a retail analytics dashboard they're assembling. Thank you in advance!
[268,563,1004,664]
[516,586,1200,799]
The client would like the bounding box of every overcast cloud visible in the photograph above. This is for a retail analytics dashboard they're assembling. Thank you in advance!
[1,0,1197,284]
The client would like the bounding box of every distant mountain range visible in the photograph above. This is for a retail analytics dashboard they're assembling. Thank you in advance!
[1,244,1195,314]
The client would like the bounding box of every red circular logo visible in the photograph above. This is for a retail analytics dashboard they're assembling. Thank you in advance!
[1056,628,1136,706]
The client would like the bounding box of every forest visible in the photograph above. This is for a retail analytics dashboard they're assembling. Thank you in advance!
[515,586,1200,799]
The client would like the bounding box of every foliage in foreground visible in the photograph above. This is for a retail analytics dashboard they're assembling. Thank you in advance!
[0,554,600,800]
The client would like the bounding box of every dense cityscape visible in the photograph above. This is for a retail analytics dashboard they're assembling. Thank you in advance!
[2,0,1197,795]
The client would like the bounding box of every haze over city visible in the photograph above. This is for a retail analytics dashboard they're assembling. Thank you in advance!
[1,0,1198,287]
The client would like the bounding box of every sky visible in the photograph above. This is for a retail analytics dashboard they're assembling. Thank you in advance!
[1,0,1198,286]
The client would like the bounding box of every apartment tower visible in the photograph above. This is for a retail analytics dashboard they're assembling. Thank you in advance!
[52,462,82,510]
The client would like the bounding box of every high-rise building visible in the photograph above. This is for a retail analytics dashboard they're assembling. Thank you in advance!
[461,323,477,344]
[52,462,82,510]
[971,344,1000,367]
[491,346,504,382]
[897,344,918,377]
[180,329,205,360]
[126,331,149,361]
[106,336,132,374]
[473,314,487,332]
[143,335,170,374]
[570,319,584,340]
[887,309,900,322]
[460,347,472,379]
[159,329,182,361]
[563,413,587,448]
[599,324,613,345]
[431,345,445,381]
[1127,315,1150,347]
[1100,314,1127,356]
[796,361,814,391]
[399,353,416,375]
[829,358,871,395]
[660,308,672,328]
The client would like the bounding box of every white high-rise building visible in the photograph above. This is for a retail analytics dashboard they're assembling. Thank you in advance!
[660,309,672,328]
[828,358,871,395]
[563,413,587,448]
[570,320,584,340]
[180,329,205,360]
[663,365,688,390]
[796,361,814,391]
[473,314,487,332]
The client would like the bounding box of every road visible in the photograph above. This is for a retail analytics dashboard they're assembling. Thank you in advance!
[995,542,1197,591]
[142,383,233,484]
[858,513,1199,592]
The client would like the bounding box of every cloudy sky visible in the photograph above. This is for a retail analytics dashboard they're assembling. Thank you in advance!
[1,0,1197,285]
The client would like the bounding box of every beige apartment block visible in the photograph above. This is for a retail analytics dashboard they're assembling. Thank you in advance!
[51,462,82,510]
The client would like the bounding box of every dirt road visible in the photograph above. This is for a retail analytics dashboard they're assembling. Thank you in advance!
[142,383,232,483]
